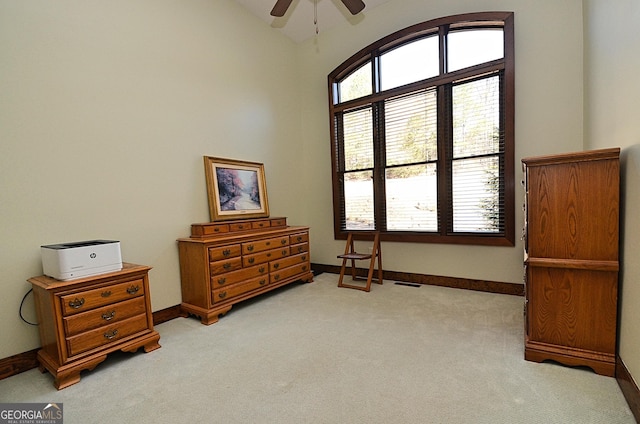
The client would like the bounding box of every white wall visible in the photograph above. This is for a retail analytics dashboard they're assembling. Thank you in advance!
[4,0,632,392]
[298,0,584,283]
[584,0,640,387]
[0,0,301,358]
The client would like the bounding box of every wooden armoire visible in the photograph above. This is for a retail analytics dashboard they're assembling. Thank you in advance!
[521,148,620,376]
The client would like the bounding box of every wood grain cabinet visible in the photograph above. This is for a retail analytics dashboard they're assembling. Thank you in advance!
[522,148,620,376]
[178,218,313,325]
[29,263,161,389]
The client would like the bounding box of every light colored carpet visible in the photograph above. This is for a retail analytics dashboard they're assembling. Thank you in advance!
[0,273,634,423]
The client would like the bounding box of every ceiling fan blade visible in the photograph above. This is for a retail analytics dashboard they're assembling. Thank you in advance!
[341,0,366,15]
[270,0,294,17]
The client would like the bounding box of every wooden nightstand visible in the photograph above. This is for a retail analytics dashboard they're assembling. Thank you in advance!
[29,263,161,389]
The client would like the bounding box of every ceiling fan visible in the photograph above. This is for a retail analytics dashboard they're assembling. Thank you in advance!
[270,0,366,17]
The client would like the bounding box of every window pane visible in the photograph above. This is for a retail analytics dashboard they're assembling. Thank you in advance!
[344,170,375,230]
[448,29,503,72]
[452,76,500,158]
[343,108,373,171]
[386,165,438,231]
[380,36,439,91]
[328,13,514,244]
[385,90,438,166]
[339,62,372,103]
[452,156,501,233]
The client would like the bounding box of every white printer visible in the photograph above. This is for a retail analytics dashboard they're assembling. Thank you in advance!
[41,240,123,281]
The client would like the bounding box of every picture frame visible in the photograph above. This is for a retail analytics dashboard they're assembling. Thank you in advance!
[204,156,270,221]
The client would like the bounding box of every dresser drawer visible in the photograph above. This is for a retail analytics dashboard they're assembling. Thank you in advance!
[270,218,287,227]
[270,252,309,272]
[63,297,147,337]
[210,264,268,288]
[66,314,148,357]
[243,247,289,267]
[212,275,269,303]
[270,262,310,284]
[290,242,309,255]
[242,236,289,254]
[229,221,253,232]
[192,222,229,237]
[208,244,241,261]
[251,220,271,230]
[290,232,308,245]
[60,279,144,316]
[210,257,242,275]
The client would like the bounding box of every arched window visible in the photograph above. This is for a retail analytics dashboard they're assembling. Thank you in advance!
[328,12,515,246]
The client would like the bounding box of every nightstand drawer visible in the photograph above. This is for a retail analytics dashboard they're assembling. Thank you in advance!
[66,314,148,357]
[63,297,147,337]
[60,279,145,316]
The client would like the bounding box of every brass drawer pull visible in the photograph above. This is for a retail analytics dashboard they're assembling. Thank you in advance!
[127,285,140,295]
[104,329,118,340]
[273,263,280,269]
[281,239,287,245]
[247,245,254,251]
[218,277,226,285]
[102,311,116,321]
[259,279,267,285]
[223,263,231,270]
[101,290,112,298]
[302,265,308,271]
[274,274,280,281]
[266,241,271,246]
[281,249,288,256]
[259,266,265,273]
[68,298,85,309]
[248,258,255,264]
[296,236,303,242]
[302,255,307,261]
[218,291,227,299]
[222,249,231,257]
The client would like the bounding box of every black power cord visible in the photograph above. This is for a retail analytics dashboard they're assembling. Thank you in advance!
[19,288,38,326]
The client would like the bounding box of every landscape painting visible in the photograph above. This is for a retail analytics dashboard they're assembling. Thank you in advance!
[204,156,269,221]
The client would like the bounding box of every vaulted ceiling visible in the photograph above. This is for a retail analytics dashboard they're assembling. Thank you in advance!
[233,0,390,43]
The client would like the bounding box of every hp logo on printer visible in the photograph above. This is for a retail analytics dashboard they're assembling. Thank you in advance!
[90,253,97,259]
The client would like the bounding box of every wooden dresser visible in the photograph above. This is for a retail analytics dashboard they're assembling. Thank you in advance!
[522,148,620,376]
[29,263,161,389]
[178,217,313,325]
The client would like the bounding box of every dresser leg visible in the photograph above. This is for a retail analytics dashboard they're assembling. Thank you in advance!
[54,371,81,390]
[202,306,232,325]
[142,333,161,352]
[51,354,108,390]
[120,331,161,353]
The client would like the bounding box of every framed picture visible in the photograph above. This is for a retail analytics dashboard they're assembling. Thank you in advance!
[204,156,270,221]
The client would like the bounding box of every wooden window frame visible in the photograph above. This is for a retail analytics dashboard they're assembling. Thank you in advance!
[328,12,515,246]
